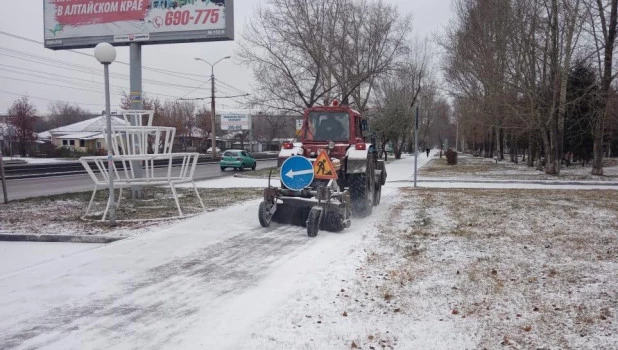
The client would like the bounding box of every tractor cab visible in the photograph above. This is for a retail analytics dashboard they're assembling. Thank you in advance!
[298,100,368,160]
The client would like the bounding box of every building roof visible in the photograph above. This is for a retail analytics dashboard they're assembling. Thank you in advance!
[38,115,127,140]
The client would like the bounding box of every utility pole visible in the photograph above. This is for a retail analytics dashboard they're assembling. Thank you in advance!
[195,56,231,159]
[414,105,419,188]
[249,114,253,153]
[0,145,8,204]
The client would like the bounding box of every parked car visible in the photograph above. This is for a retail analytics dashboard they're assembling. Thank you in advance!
[219,150,256,171]
[206,147,221,156]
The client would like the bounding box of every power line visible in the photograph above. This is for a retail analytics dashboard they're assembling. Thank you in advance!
[0,30,251,95]
[0,88,106,106]
[178,94,251,101]
[0,75,124,95]
[0,47,207,91]
[0,63,195,100]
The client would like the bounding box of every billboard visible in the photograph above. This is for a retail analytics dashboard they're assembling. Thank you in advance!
[44,0,234,49]
[221,114,249,131]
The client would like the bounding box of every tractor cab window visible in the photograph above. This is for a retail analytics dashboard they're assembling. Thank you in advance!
[305,112,350,141]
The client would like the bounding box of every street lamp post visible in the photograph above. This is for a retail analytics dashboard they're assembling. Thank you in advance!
[94,42,117,226]
[195,56,231,159]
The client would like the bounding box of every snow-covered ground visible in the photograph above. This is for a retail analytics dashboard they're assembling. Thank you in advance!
[0,151,616,349]
[0,242,103,276]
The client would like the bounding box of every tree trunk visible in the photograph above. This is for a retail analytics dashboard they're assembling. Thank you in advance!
[528,136,535,167]
[593,0,618,175]
[536,144,543,171]
[591,111,605,175]
[489,127,495,159]
[499,127,505,160]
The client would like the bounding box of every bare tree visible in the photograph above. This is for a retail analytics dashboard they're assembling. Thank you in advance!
[160,100,197,151]
[253,113,296,148]
[238,0,412,114]
[587,0,618,175]
[8,96,37,157]
[47,101,95,129]
[371,59,427,159]
[324,0,412,110]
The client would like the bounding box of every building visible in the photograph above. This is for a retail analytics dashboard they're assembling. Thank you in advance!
[37,115,126,153]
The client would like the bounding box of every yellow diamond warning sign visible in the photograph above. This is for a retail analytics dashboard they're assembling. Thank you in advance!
[313,151,338,180]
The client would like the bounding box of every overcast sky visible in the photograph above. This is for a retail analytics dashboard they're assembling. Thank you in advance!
[0,0,453,116]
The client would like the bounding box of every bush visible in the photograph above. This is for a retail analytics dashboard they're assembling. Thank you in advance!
[445,149,458,165]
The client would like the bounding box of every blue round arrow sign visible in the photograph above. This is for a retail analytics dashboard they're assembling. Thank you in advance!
[280,156,314,191]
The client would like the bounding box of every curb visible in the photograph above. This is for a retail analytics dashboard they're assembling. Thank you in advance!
[0,234,126,244]
[233,173,280,180]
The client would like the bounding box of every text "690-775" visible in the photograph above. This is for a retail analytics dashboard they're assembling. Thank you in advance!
[165,9,220,26]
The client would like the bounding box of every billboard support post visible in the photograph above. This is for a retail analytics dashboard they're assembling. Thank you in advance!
[130,43,144,199]
[211,68,216,160]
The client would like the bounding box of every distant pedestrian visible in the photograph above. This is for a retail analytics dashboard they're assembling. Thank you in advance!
[425,148,430,157]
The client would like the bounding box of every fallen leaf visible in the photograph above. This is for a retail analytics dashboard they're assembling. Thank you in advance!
[452,309,459,315]
[501,336,510,346]
[394,308,401,313]
[368,335,374,340]
[342,311,348,317]
[523,325,532,332]
[351,341,358,349]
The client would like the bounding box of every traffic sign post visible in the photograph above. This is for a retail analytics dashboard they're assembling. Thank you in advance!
[280,156,315,191]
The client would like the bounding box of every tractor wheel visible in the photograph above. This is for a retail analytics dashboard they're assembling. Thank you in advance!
[306,207,322,237]
[348,156,375,217]
[373,182,382,206]
[258,201,274,227]
[239,164,245,171]
[220,167,226,171]
[252,162,256,170]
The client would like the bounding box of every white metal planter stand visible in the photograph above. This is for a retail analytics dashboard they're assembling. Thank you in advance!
[80,110,206,221]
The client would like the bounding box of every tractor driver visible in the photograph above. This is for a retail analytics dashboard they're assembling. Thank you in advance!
[316,115,345,140]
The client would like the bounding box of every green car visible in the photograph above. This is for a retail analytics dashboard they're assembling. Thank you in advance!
[219,150,257,171]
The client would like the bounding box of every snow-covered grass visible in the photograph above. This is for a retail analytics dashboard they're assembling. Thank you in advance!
[420,154,618,181]
[371,188,617,349]
[0,187,262,237]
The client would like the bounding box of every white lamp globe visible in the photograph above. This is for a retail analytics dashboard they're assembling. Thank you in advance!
[94,42,116,64]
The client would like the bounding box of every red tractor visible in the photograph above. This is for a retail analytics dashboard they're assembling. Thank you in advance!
[258,100,387,237]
